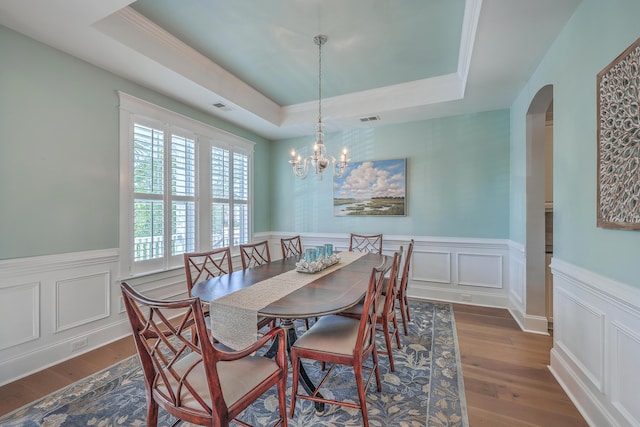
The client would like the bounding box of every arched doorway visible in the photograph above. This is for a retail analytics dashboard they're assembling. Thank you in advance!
[524,84,553,333]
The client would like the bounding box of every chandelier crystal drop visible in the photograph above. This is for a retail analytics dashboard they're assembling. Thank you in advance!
[289,35,349,180]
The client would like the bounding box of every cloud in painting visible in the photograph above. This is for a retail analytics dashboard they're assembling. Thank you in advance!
[334,159,405,199]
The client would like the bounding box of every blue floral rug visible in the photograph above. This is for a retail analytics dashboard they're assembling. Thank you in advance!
[0,300,468,426]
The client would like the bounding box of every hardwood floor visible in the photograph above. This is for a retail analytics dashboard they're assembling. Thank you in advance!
[454,303,587,427]
[0,303,588,426]
[0,336,136,416]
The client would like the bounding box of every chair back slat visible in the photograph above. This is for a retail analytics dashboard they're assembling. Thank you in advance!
[280,235,303,258]
[349,233,383,254]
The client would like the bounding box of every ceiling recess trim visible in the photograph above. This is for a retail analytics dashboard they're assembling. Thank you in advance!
[95,2,481,135]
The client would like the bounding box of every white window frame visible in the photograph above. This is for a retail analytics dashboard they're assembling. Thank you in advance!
[118,92,254,277]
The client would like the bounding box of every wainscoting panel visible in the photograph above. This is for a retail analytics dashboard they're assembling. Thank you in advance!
[457,252,503,288]
[611,321,640,426]
[0,282,39,351]
[55,272,111,332]
[412,250,451,284]
[554,287,605,392]
[550,258,640,427]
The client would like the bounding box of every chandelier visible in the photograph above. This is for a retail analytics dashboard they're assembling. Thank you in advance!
[289,35,349,180]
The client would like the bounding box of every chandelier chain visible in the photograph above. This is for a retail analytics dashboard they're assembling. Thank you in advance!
[318,35,322,126]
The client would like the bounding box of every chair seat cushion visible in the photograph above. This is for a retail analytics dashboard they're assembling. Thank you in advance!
[340,303,364,317]
[381,277,389,294]
[156,351,280,410]
[292,314,360,356]
[340,298,385,318]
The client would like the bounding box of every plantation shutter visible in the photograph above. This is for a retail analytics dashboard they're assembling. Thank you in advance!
[211,146,230,248]
[170,134,196,256]
[133,124,165,262]
[233,152,249,246]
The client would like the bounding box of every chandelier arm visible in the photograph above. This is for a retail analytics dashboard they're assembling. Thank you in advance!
[289,155,310,178]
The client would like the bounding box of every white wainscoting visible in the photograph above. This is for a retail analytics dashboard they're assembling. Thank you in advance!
[550,258,640,427]
[0,249,193,386]
[408,237,510,307]
[266,232,512,308]
[0,250,123,385]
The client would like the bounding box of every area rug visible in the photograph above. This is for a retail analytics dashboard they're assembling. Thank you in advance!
[0,300,468,426]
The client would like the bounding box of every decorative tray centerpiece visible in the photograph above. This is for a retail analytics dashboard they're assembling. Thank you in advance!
[295,253,340,274]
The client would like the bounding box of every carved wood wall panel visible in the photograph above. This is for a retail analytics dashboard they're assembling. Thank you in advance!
[597,37,640,230]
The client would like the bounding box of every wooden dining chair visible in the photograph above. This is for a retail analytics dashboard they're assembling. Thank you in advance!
[349,233,383,254]
[240,240,271,269]
[120,282,289,427]
[289,261,389,427]
[280,235,303,259]
[397,239,415,336]
[184,247,233,297]
[339,249,403,371]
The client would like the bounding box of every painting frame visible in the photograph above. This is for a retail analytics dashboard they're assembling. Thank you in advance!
[596,37,640,230]
[333,158,407,217]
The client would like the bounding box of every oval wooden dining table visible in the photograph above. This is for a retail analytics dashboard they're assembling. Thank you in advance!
[190,251,390,413]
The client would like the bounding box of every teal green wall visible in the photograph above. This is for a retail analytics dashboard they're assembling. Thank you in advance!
[510,0,640,286]
[271,110,510,238]
[0,25,271,260]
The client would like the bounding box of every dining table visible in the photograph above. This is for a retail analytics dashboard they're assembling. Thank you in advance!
[190,250,390,413]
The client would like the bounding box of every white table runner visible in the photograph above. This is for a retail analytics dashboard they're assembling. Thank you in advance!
[209,251,366,350]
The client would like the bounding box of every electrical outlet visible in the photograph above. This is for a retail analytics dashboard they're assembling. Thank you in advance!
[71,337,88,352]
[461,294,472,302]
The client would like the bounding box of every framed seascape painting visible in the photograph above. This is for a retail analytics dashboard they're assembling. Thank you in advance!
[333,158,406,216]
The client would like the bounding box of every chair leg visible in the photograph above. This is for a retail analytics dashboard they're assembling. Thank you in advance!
[404,294,411,322]
[277,367,289,427]
[392,315,402,349]
[353,363,371,427]
[398,296,409,336]
[146,397,158,427]
[289,356,300,417]
[382,321,395,372]
[372,347,382,392]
